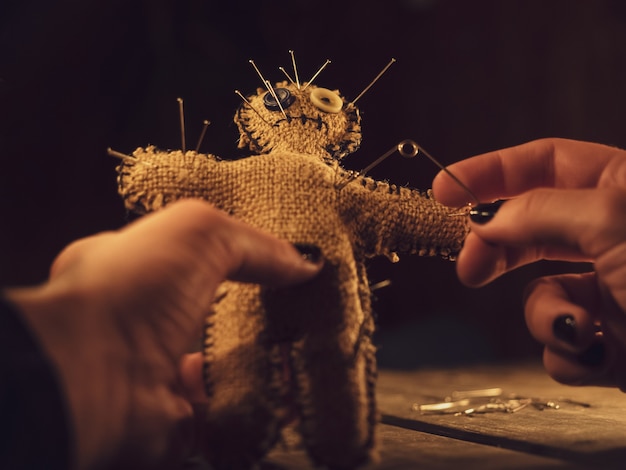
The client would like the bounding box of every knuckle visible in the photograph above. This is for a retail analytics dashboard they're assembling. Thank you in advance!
[585,189,626,253]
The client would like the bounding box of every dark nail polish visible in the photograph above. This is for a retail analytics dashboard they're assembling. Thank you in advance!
[469,200,506,225]
[578,342,605,367]
[294,243,322,264]
[553,315,577,345]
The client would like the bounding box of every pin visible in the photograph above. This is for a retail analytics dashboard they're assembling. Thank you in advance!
[335,143,399,190]
[350,58,396,106]
[412,389,589,416]
[450,388,503,400]
[107,148,154,167]
[249,59,270,88]
[107,148,134,160]
[289,50,301,89]
[235,90,271,126]
[301,59,331,91]
[335,139,480,207]
[398,140,480,206]
[413,398,471,413]
[177,97,186,153]
[249,60,288,119]
[370,279,392,291]
[195,120,211,153]
[278,66,297,86]
[265,79,289,120]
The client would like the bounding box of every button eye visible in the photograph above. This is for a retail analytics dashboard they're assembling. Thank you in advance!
[263,88,295,111]
[310,88,343,113]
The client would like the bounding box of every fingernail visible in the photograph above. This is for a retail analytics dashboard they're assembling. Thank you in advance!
[553,315,578,345]
[294,243,322,264]
[578,342,605,367]
[469,200,506,224]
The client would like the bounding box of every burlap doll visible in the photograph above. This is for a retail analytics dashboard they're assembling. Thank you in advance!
[113,62,469,469]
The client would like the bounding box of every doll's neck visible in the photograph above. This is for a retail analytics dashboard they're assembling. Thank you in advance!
[269,139,331,161]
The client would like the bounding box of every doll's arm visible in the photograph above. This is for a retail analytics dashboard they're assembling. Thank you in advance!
[341,179,469,259]
[117,146,228,214]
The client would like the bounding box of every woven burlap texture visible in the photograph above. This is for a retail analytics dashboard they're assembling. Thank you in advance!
[116,82,469,470]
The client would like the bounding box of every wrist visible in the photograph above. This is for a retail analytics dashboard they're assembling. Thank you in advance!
[5,284,131,470]
[0,295,74,469]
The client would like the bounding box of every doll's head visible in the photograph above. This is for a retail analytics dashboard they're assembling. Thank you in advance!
[234,81,362,163]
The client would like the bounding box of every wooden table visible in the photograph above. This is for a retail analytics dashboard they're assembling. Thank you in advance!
[264,362,626,469]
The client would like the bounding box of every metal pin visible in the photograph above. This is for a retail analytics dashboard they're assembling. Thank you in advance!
[361,146,398,176]
[370,279,392,291]
[289,50,301,89]
[302,59,331,91]
[249,60,287,119]
[335,139,478,204]
[265,79,289,120]
[335,144,398,190]
[450,388,503,400]
[235,90,271,126]
[413,391,590,417]
[335,139,408,189]
[350,58,396,106]
[107,148,134,160]
[249,59,270,88]
[195,120,211,153]
[107,148,154,167]
[413,398,471,412]
[177,97,186,153]
[508,399,532,413]
[278,66,297,86]
[398,140,480,206]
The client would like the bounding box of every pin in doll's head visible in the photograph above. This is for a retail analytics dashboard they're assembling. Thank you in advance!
[234,81,361,162]
[233,55,395,163]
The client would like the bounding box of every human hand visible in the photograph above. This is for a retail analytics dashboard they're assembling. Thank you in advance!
[6,199,322,469]
[432,138,626,391]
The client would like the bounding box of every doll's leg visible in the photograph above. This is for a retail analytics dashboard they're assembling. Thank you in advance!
[197,282,286,469]
[281,263,378,469]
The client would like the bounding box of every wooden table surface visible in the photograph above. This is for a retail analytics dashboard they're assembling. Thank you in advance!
[264,362,626,469]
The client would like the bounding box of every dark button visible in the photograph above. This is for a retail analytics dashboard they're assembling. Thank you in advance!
[263,87,295,111]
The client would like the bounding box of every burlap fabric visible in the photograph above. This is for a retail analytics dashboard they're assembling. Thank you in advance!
[116,82,469,469]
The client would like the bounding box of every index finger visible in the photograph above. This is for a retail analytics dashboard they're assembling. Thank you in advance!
[432,138,621,207]
[125,199,324,288]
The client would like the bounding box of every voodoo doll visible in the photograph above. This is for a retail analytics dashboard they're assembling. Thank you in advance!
[113,56,469,469]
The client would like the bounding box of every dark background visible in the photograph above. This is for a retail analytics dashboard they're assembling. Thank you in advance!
[2,0,625,367]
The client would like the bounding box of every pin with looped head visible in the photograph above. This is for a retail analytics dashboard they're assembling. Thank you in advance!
[396,140,480,207]
[335,143,401,190]
[335,138,480,209]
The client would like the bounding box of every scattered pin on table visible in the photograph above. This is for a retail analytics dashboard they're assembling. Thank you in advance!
[412,388,591,417]
[450,388,503,400]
